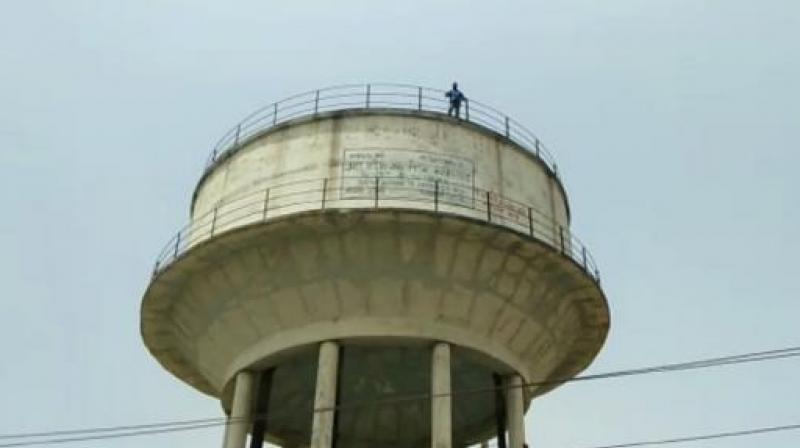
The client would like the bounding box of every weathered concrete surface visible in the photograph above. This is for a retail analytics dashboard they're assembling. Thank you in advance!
[141,210,608,400]
[188,112,570,250]
[142,112,609,445]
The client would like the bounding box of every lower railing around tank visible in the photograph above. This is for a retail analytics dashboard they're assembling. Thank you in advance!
[153,176,600,283]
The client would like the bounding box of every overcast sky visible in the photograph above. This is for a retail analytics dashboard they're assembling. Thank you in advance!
[1,1,798,447]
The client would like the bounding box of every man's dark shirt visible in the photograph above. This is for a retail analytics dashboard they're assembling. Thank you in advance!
[446,88,465,105]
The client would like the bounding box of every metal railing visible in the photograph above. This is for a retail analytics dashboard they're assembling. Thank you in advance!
[205,83,560,179]
[153,176,600,283]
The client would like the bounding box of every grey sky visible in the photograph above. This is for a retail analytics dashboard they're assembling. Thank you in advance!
[1,1,798,447]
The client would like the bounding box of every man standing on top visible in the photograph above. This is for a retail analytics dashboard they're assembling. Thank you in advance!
[445,82,467,119]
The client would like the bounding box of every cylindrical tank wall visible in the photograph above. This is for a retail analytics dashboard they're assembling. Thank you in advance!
[190,113,569,245]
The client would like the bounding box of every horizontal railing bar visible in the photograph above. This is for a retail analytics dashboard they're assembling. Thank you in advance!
[168,83,596,277]
[366,100,427,108]
[205,192,550,231]
[205,84,561,180]
[157,175,600,283]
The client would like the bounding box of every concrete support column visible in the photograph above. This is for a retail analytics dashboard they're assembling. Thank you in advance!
[310,341,340,448]
[223,370,256,448]
[505,375,526,448]
[431,342,452,448]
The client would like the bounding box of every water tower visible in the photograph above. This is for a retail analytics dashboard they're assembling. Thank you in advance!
[140,84,609,448]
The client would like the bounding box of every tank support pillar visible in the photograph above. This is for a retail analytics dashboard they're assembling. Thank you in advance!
[506,374,526,448]
[431,342,452,448]
[310,341,340,448]
[249,369,275,448]
[493,373,508,448]
[223,370,256,448]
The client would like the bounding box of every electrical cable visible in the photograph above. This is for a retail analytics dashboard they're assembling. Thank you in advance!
[583,422,800,448]
[0,417,226,440]
[0,410,299,447]
[311,346,800,412]
[0,422,225,448]
[1,345,799,446]
[482,421,800,448]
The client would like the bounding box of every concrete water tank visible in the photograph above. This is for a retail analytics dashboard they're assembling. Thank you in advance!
[140,84,609,448]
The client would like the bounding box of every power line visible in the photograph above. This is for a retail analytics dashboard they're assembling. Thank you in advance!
[552,346,800,386]
[0,417,226,440]
[0,422,225,448]
[0,410,302,448]
[480,422,800,448]
[583,422,800,448]
[1,345,799,446]
[311,345,800,412]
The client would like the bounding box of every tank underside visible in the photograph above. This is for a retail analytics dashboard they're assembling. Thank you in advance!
[141,209,608,443]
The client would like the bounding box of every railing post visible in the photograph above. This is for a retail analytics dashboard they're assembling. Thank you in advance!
[262,189,270,220]
[173,233,181,259]
[152,261,160,277]
[465,100,470,121]
[314,90,320,115]
[504,116,510,138]
[535,139,541,157]
[582,246,588,269]
[595,269,601,284]
[417,87,422,110]
[273,103,278,125]
[434,181,439,212]
[366,84,371,108]
[211,148,218,162]
[486,191,492,222]
[321,178,328,210]
[559,226,566,254]
[233,124,241,148]
[210,207,219,237]
[528,207,534,237]
[374,177,379,208]
[553,163,559,178]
